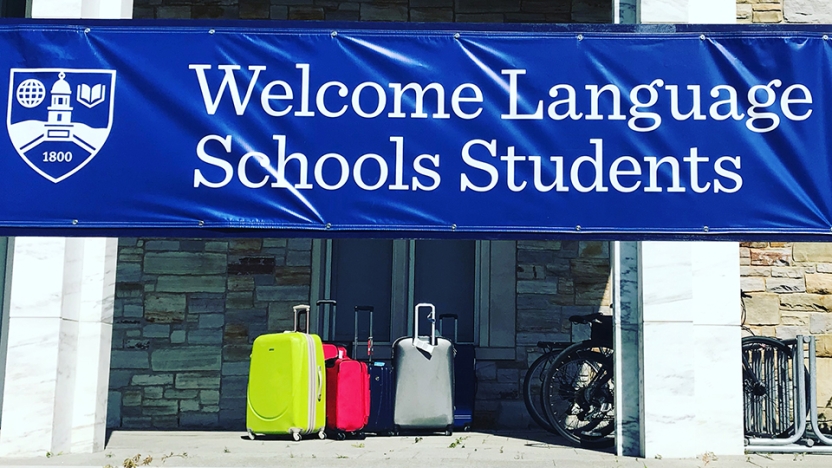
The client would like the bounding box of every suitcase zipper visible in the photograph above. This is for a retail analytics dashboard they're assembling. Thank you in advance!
[306,334,315,434]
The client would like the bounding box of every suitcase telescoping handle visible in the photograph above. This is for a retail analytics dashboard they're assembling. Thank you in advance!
[354,306,374,360]
[316,299,337,340]
[413,303,437,346]
[292,304,311,333]
[438,313,459,343]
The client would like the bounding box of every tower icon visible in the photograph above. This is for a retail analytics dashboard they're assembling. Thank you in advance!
[44,71,73,140]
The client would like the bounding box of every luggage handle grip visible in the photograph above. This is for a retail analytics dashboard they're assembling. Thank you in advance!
[438,314,459,343]
[413,303,436,347]
[316,299,336,341]
[293,304,311,333]
[316,365,323,401]
[354,306,374,360]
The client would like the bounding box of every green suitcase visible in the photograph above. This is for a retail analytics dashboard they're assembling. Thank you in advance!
[246,304,326,441]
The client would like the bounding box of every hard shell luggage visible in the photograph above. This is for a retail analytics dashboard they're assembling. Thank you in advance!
[439,314,476,432]
[319,300,370,438]
[355,306,396,436]
[246,305,326,441]
[392,303,455,435]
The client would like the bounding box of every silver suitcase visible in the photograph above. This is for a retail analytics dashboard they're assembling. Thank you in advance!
[392,303,455,435]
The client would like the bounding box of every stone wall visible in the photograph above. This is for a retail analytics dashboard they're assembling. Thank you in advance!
[740,242,832,421]
[737,0,783,23]
[108,238,313,429]
[738,0,832,24]
[132,0,612,23]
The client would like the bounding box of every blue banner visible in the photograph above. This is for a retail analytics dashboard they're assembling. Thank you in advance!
[1,21,831,238]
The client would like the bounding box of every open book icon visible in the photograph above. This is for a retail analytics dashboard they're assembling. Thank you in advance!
[76,83,106,108]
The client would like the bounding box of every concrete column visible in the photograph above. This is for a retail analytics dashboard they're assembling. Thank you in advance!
[690,242,743,455]
[615,242,742,458]
[638,0,735,24]
[0,238,118,456]
[612,0,741,458]
[0,0,132,457]
[612,241,641,455]
[30,0,133,19]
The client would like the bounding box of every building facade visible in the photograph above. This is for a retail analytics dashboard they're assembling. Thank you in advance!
[4,0,831,460]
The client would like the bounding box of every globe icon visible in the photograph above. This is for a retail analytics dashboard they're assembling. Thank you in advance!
[16,79,46,108]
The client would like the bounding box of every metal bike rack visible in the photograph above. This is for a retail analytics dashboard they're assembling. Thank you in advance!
[746,335,832,453]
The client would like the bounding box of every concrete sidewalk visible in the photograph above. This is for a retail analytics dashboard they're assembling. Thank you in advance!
[0,430,829,468]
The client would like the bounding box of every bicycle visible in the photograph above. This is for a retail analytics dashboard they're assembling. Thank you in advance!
[523,313,615,448]
[524,296,806,447]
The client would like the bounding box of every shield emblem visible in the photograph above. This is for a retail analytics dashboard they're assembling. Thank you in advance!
[6,68,116,183]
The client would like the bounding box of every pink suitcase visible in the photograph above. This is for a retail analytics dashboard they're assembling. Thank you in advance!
[318,300,370,439]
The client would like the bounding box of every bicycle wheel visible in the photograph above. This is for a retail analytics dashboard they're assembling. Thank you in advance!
[523,351,560,433]
[742,336,807,439]
[541,347,615,448]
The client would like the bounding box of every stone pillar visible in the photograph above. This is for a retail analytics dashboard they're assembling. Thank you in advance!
[613,0,741,458]
[612,241,641,455]
[615,242,743,458]
[30,0,133,19]
[0,238,118,456]
[0,0,132,457]
[638,0,735,24]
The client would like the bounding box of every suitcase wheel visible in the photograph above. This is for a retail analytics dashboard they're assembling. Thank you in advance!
[462,424,472,432]
[318,430,327,440]
[444,425,453,436]
[246,429,257,441]
[336,432,346,441]
[292,432,302,442]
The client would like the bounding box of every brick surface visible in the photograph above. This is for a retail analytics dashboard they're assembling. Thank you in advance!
[151,347,222,371]
[753,10,783,22]
[780,293,832,312]
[743,293,781,325]
[750,248,792,266]
[765,277,805,293]
[807,273,832,294]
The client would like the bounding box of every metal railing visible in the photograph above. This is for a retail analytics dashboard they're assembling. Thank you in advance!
[745,335,832,453]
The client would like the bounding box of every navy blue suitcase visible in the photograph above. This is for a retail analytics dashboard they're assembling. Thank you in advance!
[439,314,476,431]
[354,306,396,435]
[365,361,396,435]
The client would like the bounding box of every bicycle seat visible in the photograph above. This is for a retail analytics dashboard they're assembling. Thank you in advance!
[536,341,573,351]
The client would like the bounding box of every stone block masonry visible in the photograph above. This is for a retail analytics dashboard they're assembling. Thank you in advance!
[109,238,313,429]
[737,1,783,24]
[740,242,832,420]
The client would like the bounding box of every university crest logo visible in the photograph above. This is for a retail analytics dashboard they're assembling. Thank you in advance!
[7,68,116,183]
